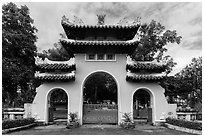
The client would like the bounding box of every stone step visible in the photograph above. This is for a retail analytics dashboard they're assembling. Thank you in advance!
[134,119,148,124]
[54,119,67,125]
[48,119,68,125]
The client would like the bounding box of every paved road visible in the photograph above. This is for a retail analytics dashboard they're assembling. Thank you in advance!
[6,124,194,135]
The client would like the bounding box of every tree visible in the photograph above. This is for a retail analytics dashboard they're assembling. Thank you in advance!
[175,57,202,108]
[161,57,202,109]
[131,20,181,75]
[2,2,38,107]
[44,42,71,61]
[132,20,182,61]
[38,33,72,61]
[160,76,189,104]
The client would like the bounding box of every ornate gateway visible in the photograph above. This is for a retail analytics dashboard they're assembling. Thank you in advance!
[32,14,177,125]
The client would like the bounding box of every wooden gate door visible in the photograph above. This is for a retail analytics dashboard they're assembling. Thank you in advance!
[83,104,118,124]
[134,108,148,118]
[48,107,54,122]
[147,108,152,122]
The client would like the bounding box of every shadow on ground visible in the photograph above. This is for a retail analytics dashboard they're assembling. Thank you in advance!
[6,124,194,135]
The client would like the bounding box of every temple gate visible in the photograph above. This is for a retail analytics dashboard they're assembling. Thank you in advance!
[31,15,177,125]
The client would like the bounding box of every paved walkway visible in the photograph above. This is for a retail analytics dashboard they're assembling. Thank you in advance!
[6,124,194,135]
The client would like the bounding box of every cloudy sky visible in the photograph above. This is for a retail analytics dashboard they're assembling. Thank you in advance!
[15,2,202,75]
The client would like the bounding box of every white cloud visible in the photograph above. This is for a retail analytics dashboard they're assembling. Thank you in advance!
[165,43,202,75]
[15,2,202,74]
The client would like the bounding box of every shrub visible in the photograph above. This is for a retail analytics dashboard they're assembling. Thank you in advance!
[120,121,135,129]
[122,112,133,123]
[2,118,35,130]
[66,121,79,129]
[166,117,202,130]
[66,112,79,129]
[68,112,78,122]
[120,112,135,129]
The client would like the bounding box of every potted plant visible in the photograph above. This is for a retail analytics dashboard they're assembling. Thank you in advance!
[120,112,135,129]
[66,112,79,129]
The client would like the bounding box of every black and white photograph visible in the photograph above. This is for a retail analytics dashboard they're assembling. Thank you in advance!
[2,1,202,135]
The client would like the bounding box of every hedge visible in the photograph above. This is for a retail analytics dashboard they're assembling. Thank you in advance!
[2,118,35,130]
[166,117,202,131]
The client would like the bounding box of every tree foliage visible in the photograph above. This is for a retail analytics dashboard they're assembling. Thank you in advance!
[161,57,202,109]
[2,2,37,107]
[131,20,181,75]
[160,76,185,104]
[132,20,181,61]
[175,57,202,107]
[83,72,117,104]
[38,33,72,61]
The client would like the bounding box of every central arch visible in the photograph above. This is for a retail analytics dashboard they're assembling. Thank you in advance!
[82,71,118,124]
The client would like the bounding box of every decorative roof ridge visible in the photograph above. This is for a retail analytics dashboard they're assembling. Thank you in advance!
[126,56,167,66]
[35,56,75,66]
[35,71,75,77]
[60,38,139,44]
[62,23,140,29]
[61,15,74,26]
[61,16,140,28]
[127,71,166,77]
[35,71,75,82]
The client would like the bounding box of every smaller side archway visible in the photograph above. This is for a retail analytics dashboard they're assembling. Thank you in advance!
[132,88,155,123]
[46,88,69,123]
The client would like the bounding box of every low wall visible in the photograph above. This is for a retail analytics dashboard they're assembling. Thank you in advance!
[24,103,32,118]
[164,123,202,135]
[3,108,25,120]
[167,104,177,117]
[3,104,34,120]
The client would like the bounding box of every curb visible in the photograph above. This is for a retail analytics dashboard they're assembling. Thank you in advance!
[2,123,37,134]
[164,123,202,135]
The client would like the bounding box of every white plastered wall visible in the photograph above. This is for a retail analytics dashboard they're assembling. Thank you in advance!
[32,54,176,124]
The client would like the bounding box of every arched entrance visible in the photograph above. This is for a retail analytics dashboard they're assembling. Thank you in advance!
[133,88,153,123]
[82,71,118,124]
[47,88,68,122]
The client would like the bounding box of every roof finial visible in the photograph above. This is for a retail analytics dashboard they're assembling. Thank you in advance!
[97,14,106,25]
[133,16,141,25]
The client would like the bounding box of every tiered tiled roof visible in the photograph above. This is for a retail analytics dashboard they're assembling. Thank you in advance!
[61,16,140,40]
[126,56,167,72]
[60,39,139,45]
[126,71,165,82]
[60,39,139,54]
[36,63,75,72]
[35,57,76,82]
[126,56,166,82]
[35,57,75,72]
[35,71,75,82]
